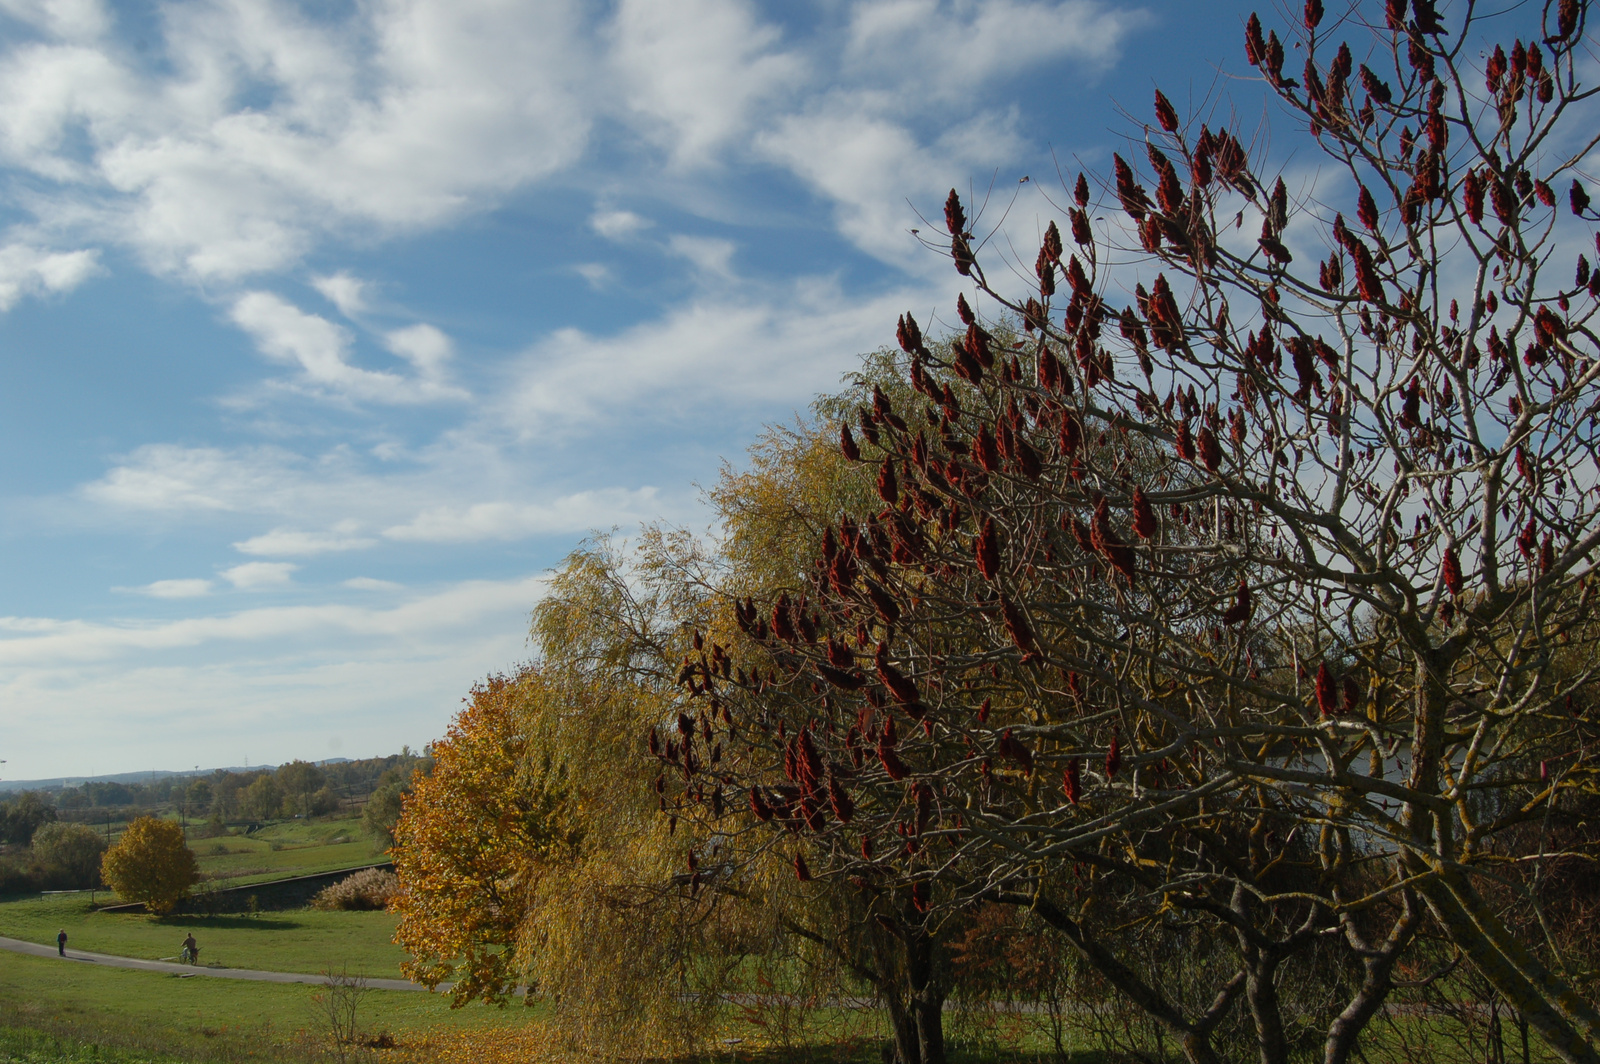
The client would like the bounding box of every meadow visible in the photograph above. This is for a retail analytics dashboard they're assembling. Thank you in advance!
[189,819,383,889]
[0,894,408,977]
[0,948,541,1064]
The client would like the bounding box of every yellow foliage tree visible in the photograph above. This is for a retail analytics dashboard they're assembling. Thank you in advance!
[391,668,572,1005]
[100,816,199,915]
[393,620,791,1056]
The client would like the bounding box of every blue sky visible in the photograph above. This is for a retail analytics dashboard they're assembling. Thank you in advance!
[0,0,1254,780]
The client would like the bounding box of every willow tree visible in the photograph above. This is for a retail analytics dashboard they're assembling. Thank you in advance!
[396,533,893,1058]
[538,437,985,1064]
[652,1,1600,1062]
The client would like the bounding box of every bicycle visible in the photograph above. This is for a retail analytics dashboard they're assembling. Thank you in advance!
[179,945,199,965]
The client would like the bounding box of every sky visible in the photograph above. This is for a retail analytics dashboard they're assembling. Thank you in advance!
[0,0,1258,781]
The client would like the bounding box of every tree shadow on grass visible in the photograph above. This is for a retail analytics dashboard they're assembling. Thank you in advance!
[140,914,306,931]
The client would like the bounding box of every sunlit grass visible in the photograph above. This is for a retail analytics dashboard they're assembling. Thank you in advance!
[0,894,408,977]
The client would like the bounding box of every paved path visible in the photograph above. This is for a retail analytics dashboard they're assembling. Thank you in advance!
[0,935,433,993]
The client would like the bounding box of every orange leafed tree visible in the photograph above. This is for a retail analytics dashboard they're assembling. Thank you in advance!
[391,667,579,1005]
[100,816,199,916]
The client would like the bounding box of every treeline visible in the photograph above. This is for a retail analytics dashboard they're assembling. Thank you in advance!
[46,750,430,824]
[0,751,429,896]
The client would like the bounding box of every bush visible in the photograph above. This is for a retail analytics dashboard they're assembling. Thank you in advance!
[0,853,41,895]
[0,791,56,845]
[311,867,398,911]
[242,775,284,820]
[32,822,107,889]
[308,785,341,817]
[361,782,405,846]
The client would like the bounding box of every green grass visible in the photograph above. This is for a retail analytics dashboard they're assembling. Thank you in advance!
[191,817,385,888]
[0,1023,203,1064]
[0,950,537,1063]
[0,895,409,978]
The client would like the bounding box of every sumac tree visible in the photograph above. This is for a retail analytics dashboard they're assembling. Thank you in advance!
[654,2,1600,1062]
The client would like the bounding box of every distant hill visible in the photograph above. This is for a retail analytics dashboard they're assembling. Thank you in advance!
[0,758,356,793]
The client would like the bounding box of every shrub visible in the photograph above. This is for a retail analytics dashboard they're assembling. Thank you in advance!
[361,782,405,846]
[0,853,41,895]
[31,822,107,890]
[308,785,341,817]
[242,775,284,820]
[0,791,56,845]
[311,867,398,911]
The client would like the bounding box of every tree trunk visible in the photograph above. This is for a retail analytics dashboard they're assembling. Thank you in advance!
[1230,883,1289,1064]
[883,996,920,1064]
[1243,947,1287,1064]
[1322,893,1420,1064]
[862,915,943,1064]
[904,926,946,1064]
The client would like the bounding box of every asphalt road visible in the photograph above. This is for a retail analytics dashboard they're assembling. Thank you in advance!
[0,934,431,992]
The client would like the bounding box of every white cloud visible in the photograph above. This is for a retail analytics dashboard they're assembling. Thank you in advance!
[312,271,368,317]
[0,243,100,310]
[384,323,452,377]
[591,209,651,239]
[757,109,1027,265]
[232,290,354,377]
[574,262,610,288]
[607,0,805,167]
[222,561,298,589]
[343,577,403,591]
[82,444,304,512]
[382,488,662,544]
[229,291,465,403]
[233,527,376,557]
[78,440,684,548]
[0,0,1146,291]
[845,0,1144,96]
[0,0,111,40]
[0,0,594,280]
[119,578,214,599]
[0,574,549,778]
[668,234,737,278]
[504,275,935,431]
[0,573,546,665]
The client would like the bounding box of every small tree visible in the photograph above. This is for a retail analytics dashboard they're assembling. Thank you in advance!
[361,780,407,846]
[276,760,325,817]
[101,816,199,915]
[0,790,57,844]
[312,967,370,1064]
[392,668,580,1006]
[32,822,107,889]
[184,778,213,819]
[242,774,284,820]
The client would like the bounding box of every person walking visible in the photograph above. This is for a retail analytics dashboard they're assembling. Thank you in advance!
[180,933,198,964]
[56,929,66,957]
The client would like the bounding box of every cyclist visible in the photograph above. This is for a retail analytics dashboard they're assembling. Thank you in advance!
[180,933,199,965]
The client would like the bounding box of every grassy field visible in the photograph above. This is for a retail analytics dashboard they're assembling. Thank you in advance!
[190,817,385,888]
[0,894,409,978]
[0,949,538,1064]
[52,813,384,892]
[0,948,1045,1064]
